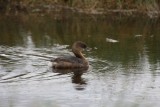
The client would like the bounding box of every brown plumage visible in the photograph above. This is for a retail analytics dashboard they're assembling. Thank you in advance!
[51,41,89,69]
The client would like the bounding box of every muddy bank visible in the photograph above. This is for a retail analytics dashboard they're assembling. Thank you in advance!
[0,0,159,18]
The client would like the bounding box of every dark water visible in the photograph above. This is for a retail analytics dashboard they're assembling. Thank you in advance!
[0,14,160,107]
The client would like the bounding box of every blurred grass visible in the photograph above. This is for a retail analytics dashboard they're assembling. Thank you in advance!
[0,0,159,16]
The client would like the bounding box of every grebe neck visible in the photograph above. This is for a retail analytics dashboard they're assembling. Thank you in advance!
[74,51,88,65]
[74,51,85,59]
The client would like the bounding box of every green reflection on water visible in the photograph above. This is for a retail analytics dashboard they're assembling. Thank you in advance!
[0,14,159,67]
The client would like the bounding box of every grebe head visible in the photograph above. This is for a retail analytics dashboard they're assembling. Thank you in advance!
[72,41,87,52]
[72,41,87,58]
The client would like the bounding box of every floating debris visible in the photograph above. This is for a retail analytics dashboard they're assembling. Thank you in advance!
[135,34,142,37]
[94,47,98,50]
[150,35,154,38]
[106,38,119,43]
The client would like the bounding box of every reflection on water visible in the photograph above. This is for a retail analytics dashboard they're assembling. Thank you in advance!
[52,68,88,90]
[0,14,160,107]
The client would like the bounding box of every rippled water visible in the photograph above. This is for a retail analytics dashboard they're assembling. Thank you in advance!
[0,14,160,107]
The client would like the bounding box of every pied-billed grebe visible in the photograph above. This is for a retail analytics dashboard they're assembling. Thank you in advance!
[50,41,89,69]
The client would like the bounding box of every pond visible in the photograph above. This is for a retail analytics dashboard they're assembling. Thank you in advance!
[0,14,160,107]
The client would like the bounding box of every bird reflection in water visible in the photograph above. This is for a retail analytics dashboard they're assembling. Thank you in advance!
[52,68,88,90]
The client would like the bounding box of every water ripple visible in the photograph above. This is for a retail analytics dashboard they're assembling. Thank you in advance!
[0,44,119,85]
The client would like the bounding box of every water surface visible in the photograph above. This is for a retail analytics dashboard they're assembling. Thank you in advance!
[0,14,160,107]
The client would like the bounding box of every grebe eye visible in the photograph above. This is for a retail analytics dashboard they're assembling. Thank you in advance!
[80,44,87,49]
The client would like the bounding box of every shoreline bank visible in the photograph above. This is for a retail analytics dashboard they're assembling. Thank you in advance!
[0,1,159,18]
